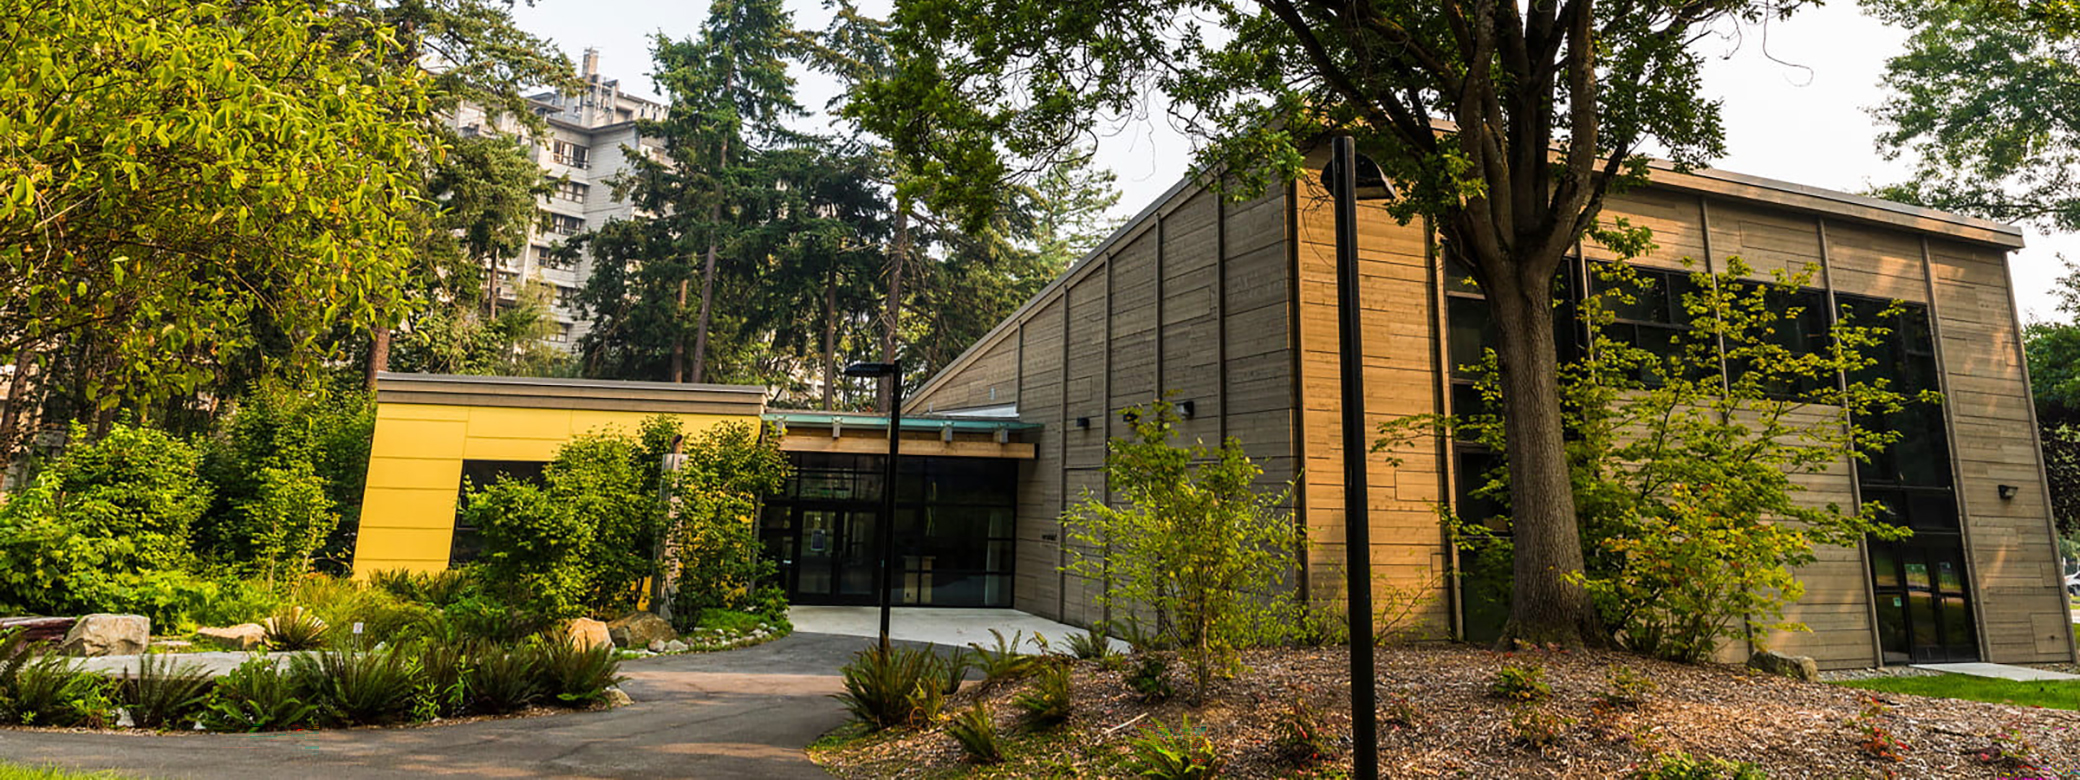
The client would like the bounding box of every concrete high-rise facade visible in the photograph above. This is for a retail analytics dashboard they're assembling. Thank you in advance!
[447,49,665,348]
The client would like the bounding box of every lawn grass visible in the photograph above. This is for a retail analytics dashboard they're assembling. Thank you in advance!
[0,764,126,780]
[1833,673,2080,711]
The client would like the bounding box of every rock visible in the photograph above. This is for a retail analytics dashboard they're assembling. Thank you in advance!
[1747,650,1820,682]
[58,614,149,657]
[647,639,669,653]
[661,639,689,654]
[0,616,76,644]
[607,612,676,649]
[565,618,612,651]
[196,623,267,651]
[603,686,634,707]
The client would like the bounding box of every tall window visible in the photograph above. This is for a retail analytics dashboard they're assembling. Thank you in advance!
[550,140,589,169]
[541,212,585,236]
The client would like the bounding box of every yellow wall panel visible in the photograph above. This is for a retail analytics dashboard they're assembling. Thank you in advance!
[460,436,567,462]
[364,457,467,491]
[352,527,456,571]
[466,406,573,440]
[359,487,464,529]
[368,419,468,460]
[376,404,470,422]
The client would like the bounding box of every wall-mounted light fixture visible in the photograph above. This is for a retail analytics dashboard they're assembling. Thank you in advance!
[941,424,955,443]
[831,420,842,439]
[1999,484,2020,500]
[995,427,1010,444]
[1074,416,1091,430]
[1179,400,1197,419]
[1122,409,1139,424]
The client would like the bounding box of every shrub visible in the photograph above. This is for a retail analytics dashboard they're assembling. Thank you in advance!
[1125,654,1174,703]
[1382,692,1423,731]
[463,430,662,620]
[660,420,790,619]
[2,656,112,728]
[444,594,556,645]
[297,648,421,725]
[1851,697,1909,762]
[197,379,373,577]
[202,657,318,732]
[945,704,1004,764]
[1123,715,1222,779]
[1011,663,1072,727]
[468,645,542,714]
[833,644,939,730]
[0,422,211,619]
[1508,702,1570,748]
[1063,623,1115,660]
[412,638,473,719]
[1599,666,1658,709]
[121,654,215,730]
[1627,750,1768,780]
[369,568,478,608]
[1273,695,1337,764]
[265,608,329,651]
[1062,399,1298,700]
[1489,665,1552,702]
[968,629,1037,684]
[536,636,624,708]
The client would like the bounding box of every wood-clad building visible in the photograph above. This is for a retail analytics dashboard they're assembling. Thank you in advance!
[907,151,2076,669]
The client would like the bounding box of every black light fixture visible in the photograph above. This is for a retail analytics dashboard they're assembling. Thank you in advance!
[1999,484,2020,500]
[1179,400,1197,419]
[1323,135,1396,780]
[842,360,903,651]
[1075,416,1091,430]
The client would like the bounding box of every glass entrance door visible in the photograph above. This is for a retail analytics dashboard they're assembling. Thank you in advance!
[1870,536,1979,664]
[772,506,881,605]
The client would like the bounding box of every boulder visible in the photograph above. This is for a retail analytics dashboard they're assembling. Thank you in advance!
[0,616,76,644]
[565,618,612,651]
[661,639,689,654]
[602,687,634,708]
[1747,650,1820,682]
[196,623,267,651]
[57,613,149,657]
[607,612,676,649]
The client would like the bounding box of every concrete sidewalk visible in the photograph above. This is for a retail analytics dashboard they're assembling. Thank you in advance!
[789,605,1127,653]
[1911,662,2080,682]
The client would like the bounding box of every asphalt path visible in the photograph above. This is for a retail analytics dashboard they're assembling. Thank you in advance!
[0,631,890,779]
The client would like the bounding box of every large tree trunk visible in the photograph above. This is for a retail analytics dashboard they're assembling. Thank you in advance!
[690,228,719,385]
[823,264,837,411]
[0,345,39,485]
[669,277,689,382]
[880,206,910,412]
[1481,259,1601,648]
[365,326,390,390]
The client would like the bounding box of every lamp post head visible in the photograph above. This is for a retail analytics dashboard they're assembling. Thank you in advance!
[1320,148,1398,202]
[842,361,900,379]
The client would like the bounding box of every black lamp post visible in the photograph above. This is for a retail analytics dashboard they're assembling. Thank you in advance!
[1321,135,1394,780]
[843,360,903,650]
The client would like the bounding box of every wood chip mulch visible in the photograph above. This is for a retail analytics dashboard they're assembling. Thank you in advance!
[812,644,2080,778]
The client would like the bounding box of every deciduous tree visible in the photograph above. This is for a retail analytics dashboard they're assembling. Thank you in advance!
[856,0,1800,645]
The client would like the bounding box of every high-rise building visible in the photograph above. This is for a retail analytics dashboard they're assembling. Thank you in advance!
[446,48,665,348]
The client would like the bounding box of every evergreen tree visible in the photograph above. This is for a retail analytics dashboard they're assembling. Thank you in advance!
[574,0,806,384]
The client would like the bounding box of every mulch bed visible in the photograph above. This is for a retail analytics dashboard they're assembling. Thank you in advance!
[813,644,2080,778]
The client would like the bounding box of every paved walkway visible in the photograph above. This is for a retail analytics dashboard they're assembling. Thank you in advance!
[0,631,879,779]
[1911,662,2080,681]
[789,605,1124,653]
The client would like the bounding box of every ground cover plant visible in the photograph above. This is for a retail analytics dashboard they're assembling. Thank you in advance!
[1833,673,2080,711]
[811,645,2080,778]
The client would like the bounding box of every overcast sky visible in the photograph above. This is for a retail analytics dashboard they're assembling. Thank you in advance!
[510,0,2077,324]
